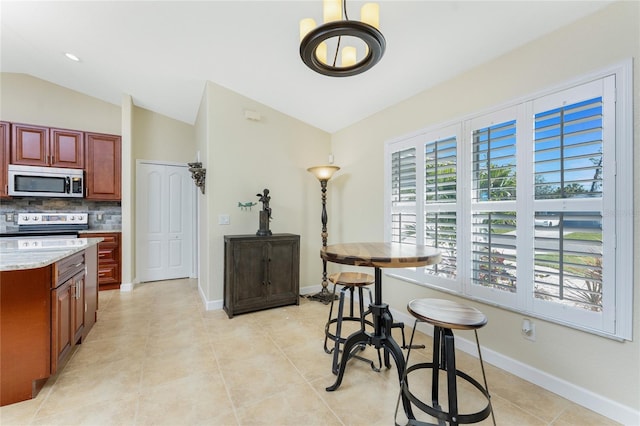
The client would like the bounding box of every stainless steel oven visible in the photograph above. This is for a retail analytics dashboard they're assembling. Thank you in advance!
[0,213,88,240]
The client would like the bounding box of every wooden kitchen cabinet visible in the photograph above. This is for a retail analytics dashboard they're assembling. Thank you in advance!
[85,132,121,200]
[1,121,9,198]
[1,245,98,406]
[51,252,85,374]
[10,124,84,169]
[10,123,49,166]
[87,232,121,290]
[0,266,51,406]
[50,128,84,169]
[224,234,300,318]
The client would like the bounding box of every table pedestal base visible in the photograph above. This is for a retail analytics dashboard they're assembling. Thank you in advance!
[325,301,416,420]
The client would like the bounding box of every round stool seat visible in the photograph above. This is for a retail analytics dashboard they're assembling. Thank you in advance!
[329,272,374,287]
[408,298,487,330]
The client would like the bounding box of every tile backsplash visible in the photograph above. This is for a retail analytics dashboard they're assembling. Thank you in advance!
[0,198,121,232]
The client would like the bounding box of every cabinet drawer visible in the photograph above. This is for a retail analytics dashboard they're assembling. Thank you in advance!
[54,252,85,286]
[98,234,118,244]
[98,246,118,262]
[98,263,120,285]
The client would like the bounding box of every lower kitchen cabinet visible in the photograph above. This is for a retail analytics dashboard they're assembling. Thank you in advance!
[224,234,300,318]
[82,232,121,290]
[51,252,85,374]
[0,245,98,406]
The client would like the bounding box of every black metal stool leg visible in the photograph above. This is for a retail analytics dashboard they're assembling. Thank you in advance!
[444,329,459,425]
[475,329,496,426]
[323,282,339,354]
[331,286,348,375]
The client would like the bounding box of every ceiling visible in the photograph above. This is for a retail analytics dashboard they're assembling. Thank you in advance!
[0,1,613,133]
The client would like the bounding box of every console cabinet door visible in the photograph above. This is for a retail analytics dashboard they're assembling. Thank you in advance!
[229,240,266,315]
[85,132,121,200]
[267,239,300,305]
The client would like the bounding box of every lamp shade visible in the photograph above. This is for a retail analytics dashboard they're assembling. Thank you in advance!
[307,165,340,181]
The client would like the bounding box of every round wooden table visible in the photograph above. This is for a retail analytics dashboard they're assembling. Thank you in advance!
[321,242,441,419]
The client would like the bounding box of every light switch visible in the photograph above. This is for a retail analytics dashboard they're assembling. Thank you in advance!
[218,214,230,225]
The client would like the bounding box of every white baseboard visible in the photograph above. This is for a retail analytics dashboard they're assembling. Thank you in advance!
[388,306,640,426]
[119,281,134,292]
[198,283,223,311]
[300,284,322,296]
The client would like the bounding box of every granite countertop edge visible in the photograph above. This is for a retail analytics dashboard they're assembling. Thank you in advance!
[78,229,122,234]
[1,238,103,272]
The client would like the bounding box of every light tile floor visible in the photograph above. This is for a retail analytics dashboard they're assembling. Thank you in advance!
[1,278,619,425]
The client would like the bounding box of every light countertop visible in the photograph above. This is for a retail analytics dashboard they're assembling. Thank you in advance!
[0,238,103,272]
[78,230,121,234]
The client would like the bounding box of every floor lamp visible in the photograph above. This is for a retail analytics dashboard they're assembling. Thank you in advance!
[307,165,340,304]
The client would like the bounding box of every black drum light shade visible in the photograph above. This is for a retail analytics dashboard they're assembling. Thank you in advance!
[299,1,386,77]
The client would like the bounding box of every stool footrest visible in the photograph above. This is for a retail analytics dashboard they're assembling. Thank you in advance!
[401,362,492,425]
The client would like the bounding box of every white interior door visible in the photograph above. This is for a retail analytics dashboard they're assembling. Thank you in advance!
[136,161,195,282]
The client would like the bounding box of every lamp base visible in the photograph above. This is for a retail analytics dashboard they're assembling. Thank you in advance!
[307,287,338,305]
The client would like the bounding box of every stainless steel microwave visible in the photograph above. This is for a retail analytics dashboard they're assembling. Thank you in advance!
[8,164,84,198]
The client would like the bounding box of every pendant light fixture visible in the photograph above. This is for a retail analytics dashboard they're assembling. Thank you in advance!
[299,0,385,77]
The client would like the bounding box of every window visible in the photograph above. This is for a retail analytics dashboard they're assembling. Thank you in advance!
[384,62,633,339]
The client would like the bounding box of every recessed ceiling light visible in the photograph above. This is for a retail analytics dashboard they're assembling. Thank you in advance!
[64,53,80,62]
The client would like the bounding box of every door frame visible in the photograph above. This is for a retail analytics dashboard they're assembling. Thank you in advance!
[135,160,198,282]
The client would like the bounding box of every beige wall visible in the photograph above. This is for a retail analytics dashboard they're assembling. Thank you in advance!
[198,81,331,302]
[330,1,639,415]
[0,73,120,134]
[132,106,196,163]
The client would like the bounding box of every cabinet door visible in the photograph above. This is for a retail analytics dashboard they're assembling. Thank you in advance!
[50,128,84,169]
[11,124,49,166]
[72,271,85,344]
[85,132,121,200]
[0,122,9,197]
[267,239,300,303]
[51,280,73,374]
[231,241,266,311]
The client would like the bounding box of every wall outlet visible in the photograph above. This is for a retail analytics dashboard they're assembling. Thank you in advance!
[96,213,103,222]
[522,318,536,341]
[218,214,230,225]
[6,213,14,222]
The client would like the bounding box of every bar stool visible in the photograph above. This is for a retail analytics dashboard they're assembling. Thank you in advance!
[324,272,379,374]
[395,298,495,426]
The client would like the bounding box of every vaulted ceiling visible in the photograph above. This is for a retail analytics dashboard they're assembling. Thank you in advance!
[0,1,613,133]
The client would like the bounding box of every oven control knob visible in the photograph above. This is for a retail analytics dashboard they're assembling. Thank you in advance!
[32,216,39,221]
[22,216,28,221]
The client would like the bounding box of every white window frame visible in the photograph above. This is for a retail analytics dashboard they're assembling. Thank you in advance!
[384,60,633,340]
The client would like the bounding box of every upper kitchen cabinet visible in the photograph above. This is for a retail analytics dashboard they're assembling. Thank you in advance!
[50,128,84,169]
[10,124,84,169]
[10,123,49,166]
[85,132,121,201]
[1,122,9,198]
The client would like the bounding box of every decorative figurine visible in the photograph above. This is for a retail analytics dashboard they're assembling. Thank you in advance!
[256,189,272,236]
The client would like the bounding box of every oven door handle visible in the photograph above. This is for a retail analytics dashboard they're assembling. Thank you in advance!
[65,177,71,194]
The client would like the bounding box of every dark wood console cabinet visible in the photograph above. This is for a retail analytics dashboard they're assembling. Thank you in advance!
[224,234,300,318]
